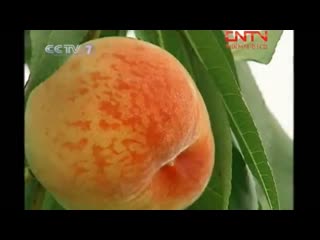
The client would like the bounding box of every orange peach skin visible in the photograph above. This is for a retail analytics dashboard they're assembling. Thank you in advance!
[25,37,215,210]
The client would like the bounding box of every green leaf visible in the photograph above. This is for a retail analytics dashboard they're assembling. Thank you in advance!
[183,30,279,210]
[25,30,31,66]
[42,191,65,210]
[82,30,101,42]
[235,61,293,209]
[118,30,128,37]
[25,30,89,103]
[136,30,232,210]
[229,146,258,210]
[100,30,128,38]
[100,30,119,37]
[231,30,283,64]
[25,170,46,210]
[134,30,159,45]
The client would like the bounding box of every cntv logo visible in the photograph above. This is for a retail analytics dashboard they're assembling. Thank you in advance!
[224,30,268,49]
[225,30,268,42]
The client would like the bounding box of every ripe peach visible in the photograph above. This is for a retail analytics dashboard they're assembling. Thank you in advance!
[25,37,215,210]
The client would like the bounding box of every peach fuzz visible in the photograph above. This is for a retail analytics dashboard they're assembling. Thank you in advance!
[25,37,215,210]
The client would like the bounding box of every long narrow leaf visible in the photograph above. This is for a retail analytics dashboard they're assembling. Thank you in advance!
[100,30,128,38]
[135,30,159,45]
[235,61,293,209]
[25,172,46,210]
[25,30,31,66]
[183,30,279,210]
[229,146,258,210]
